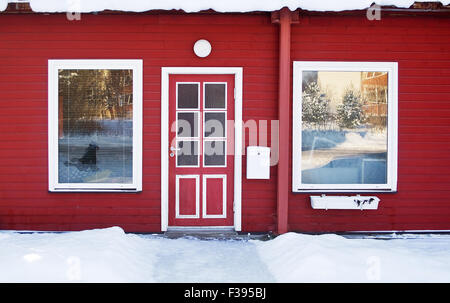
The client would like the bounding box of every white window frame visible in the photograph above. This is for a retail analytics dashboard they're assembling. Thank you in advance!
[292,61,398,192]
[48,59,143,192]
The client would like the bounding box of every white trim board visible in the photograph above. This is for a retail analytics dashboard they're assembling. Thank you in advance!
[161,67,243,232]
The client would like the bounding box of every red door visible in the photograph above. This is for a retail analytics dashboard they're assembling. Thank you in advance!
[168,74,235,227]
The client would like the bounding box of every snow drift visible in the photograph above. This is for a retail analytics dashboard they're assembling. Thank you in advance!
[0,227,158,282]
[255,232,450,282]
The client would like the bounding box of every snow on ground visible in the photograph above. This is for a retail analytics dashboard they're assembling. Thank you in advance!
[0,227,157,283]
[257,232,450,282]
[0,227,449,283]
[150,236,274,283]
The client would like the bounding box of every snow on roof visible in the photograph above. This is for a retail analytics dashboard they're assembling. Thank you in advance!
[1,0,8,11]
[1,0,450,13]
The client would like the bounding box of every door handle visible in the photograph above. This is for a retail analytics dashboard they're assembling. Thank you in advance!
[170,146,180,158]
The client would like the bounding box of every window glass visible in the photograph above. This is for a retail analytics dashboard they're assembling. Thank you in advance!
[301,70,388,185]
[58,69,133,184]
[177,112,199,138]
[205,83,226,109]
[293,61,398,192]
[204,112,226,138]
[177,140,199,166]
[204,140,226,166]
[177,83,199,109]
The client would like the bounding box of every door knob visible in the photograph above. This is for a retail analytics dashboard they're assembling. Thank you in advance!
[170,146,180,158]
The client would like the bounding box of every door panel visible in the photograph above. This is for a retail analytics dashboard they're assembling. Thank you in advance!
[203,175,226,218]
[176,175,199,218]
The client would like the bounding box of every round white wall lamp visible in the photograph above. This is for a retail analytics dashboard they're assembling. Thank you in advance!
[193,39,212,58]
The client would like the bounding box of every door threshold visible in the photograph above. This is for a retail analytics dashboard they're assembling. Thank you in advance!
[165,226,237,239]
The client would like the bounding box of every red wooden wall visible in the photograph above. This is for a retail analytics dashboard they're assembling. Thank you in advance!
[0,13,278,232]
[289,14,450,232]
[0,12,449,233]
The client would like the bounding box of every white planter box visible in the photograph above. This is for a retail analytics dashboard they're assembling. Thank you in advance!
[310,195,380,210]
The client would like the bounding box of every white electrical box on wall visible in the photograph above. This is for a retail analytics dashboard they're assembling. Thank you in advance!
[246,146,270,179]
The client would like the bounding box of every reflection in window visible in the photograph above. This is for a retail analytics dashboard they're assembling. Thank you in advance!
[58,69,133,184]
[301,70,388,184]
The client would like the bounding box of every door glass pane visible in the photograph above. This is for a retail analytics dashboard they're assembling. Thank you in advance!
[204,140,226,166]
[58,69,133,184]
[205,83,226,109]
[204,112,226,138]
[177,83,199,109]
[177,140,199,166]
[177,112,199,138]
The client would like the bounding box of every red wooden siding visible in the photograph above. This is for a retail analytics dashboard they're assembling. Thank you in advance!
[0,13,278,232]
[0,11,449,233]
[289,14,450,232]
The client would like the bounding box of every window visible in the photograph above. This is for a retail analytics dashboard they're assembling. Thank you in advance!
[48,60,142,191]
[292,61,398,192]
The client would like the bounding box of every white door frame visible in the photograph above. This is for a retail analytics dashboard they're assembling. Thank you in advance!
[161,67,243,231]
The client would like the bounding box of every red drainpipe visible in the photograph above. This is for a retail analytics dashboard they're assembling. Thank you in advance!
[272,8,299,234]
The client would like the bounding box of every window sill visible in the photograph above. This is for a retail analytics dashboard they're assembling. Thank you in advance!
[293,189,397,193]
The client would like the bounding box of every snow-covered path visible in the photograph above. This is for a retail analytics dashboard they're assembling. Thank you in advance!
[149,237,275,283]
